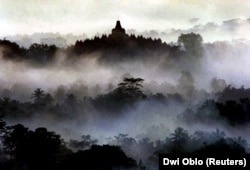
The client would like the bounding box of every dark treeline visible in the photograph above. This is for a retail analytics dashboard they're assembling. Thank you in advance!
[0,123,138,170]
[68,30,182,64]
[0,122,249,170]
[0,39,57,65]
[181,84,250,126]
[1,74,250,126]
[0,76,250,169]
[0,21,204,68]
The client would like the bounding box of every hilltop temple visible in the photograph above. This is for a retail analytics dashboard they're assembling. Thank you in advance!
[111,20,127,38]
[72,20,169,58]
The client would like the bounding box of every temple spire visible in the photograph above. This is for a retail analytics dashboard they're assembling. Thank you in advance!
[112,20,126,35]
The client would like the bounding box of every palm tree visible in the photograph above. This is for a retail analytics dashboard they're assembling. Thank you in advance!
[31,88,45,104]
[170,127,189,147]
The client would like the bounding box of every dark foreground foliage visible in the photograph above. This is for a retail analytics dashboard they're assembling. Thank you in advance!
[0,117,249,170]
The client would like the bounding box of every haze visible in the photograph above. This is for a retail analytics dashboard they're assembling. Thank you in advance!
[1,0,250,43]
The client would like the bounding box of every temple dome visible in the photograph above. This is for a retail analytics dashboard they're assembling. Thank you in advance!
[111,20,126,36]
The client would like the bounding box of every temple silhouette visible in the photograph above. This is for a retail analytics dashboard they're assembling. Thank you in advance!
[69,20,180,62]
[111,20,126,37]
[0,20,182,65]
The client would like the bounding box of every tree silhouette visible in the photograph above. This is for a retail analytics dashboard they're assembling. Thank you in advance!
[178,32,203,58]
[193,138,246,157]
[116,77,146,99]
[68,135,98,152]
[217,85,250,102]
[43,93,54,107]
[3,124,69,170]
[64,93,77,107]
[170,127,190,152]
[29,127,66,169]
[31,88,45,105]
[0,39,26,60]
[0,97,25,119]
[92,77,146,115]
[3,124,30,159]
[27,43,57,65]
[232,136,249,149]
[217,100,249,125]
[113,134,137,146]
[68,145,137,170]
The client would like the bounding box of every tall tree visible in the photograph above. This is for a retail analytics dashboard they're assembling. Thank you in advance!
[3,125,68,170]
[178,32,203,58]
[116,77,146,99]
[31,88,45,104]
[3,124,30,159]
[170,127,190,150]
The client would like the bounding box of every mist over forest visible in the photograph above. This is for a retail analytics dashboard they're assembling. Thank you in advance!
[0,20,250,170]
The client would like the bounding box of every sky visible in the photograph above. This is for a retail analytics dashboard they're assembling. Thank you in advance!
[0,0,250,42]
